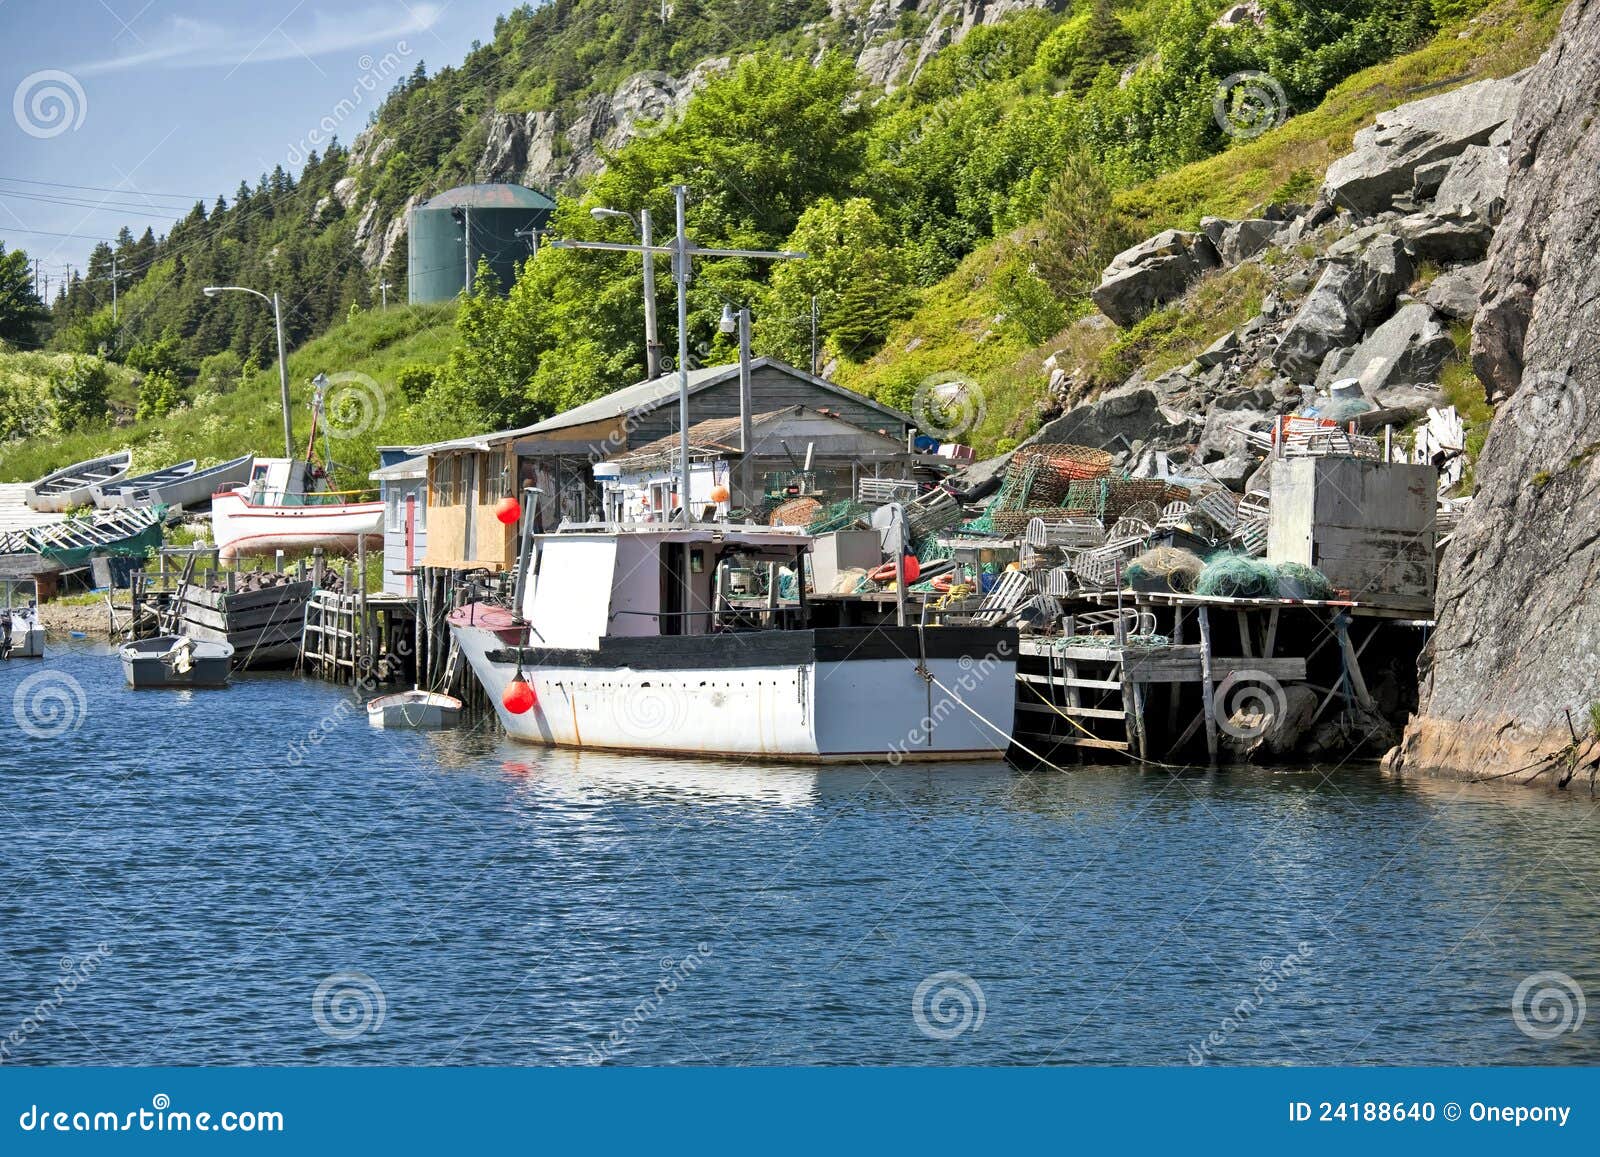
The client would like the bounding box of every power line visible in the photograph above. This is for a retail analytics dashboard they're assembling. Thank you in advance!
[0,175,205,202]
[0,189,186,219]
[0,226,121,242]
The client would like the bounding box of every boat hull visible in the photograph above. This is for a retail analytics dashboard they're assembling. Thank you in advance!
[450,617,1017,763]
[2,613,45,658]
[118,636,234,687]
[102,455,254,511]
[367,693,462,729]
[210,490,383,559]
[26,452,132,513]
[91,460,196,509]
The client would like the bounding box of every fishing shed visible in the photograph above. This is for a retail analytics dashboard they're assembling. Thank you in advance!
[369,447,428,597]
[410,358,913,571]
[597,405,918,523]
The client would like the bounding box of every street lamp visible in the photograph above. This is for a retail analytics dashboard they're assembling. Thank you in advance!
[590,204,661,379]
[203,285,294,461]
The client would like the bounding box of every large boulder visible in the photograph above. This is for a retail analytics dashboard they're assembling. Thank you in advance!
[1027,387,1196,452]
[1391,0,1600,785]
[1091,229,1220,326]
[1423,261,1486,320]
[1335,303,1456,391]
[1273,234,1413,380]
[1393,204,1496,262]
[1432,143,1510,222]
[1200,216,1284,265]
[1323,73,1525,214]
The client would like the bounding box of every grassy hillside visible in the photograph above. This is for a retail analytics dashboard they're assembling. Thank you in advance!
[0,303,456,486]
[837,0,1562,451]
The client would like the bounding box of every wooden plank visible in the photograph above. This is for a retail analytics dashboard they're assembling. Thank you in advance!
[1015,672,1120,690]
[1198,606,1218,766]
[1017,703,1126,721]
[1210,656,1307,682]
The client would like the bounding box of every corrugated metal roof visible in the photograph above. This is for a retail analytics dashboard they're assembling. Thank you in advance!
[418,183,556,211]
[405,358,911,455]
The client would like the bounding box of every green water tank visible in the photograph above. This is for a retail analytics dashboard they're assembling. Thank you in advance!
[407,183,556,304]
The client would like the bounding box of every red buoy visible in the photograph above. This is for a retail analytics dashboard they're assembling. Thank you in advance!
[902,555,921,584]
[495,496,522,524]
[502,678,536,714]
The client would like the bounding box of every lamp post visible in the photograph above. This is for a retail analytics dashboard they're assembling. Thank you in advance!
[590,205,661,379]
[719,302,754,509]
[203,285,293,461]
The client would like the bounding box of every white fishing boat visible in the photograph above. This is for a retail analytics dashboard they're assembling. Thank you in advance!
[118,635,234,687]
[25,450,132,512]
[0,579,44,659]
[210,458,383,559]
[448,523,1017,763]
[367,689,462,729]
[91,459,195,508]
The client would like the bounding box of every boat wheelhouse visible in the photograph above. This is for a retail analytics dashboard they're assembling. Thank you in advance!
[210,457,383,559]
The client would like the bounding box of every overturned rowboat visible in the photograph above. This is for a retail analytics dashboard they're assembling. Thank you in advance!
[367,689,461,729]
[25,450,132,512]
[91,459,195,508]
[119,634,234,688]
[100,454,254,511]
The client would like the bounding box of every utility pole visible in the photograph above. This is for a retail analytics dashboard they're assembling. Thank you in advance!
[640,208,661,379]
[514,224,542,258]
[810,294,819,376]
[99,253,125,323]
[547,185,804,523]
[451,205,473,294]
[376,280,392,310]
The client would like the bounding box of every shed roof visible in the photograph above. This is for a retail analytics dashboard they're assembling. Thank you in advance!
[406,357,910,456]
[368,455,427,482]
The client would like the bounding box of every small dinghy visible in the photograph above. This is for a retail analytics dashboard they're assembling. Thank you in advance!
[1,580,45,659]
[91,459,196,508]
[26,450,133,512]
[367,689,461,729]
[119,635,234,688]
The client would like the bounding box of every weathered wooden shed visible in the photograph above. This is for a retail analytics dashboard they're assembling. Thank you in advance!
[409,358,912,571]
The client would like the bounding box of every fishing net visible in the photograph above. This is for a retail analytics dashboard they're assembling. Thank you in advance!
[1273,561,1335,600]
[1124,546,1206,593]
[805,500,872,535]
[1194,554,1280,598]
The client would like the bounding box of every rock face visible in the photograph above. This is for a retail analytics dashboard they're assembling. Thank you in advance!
[1322,73,1525,213]
[1388,0,1600,787]
[1273,234,1411,379]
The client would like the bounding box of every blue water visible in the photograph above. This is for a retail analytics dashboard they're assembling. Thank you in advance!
[2,640,1597,1066]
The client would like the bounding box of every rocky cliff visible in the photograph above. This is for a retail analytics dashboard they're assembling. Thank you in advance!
[1388,0,1600,789]
[350,0,1061,272]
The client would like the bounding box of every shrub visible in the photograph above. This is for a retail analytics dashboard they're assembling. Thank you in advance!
[396,363,438,401]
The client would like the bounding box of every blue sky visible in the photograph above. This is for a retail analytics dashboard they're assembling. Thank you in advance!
[0,0,510,290]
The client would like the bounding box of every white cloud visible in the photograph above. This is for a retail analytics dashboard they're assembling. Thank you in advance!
[75,3,441,75]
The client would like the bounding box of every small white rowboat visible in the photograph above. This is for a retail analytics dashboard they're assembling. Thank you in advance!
[26,450,133,512]
[367,689,462,729]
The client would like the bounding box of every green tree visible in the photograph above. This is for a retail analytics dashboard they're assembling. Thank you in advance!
[137,370,183,419]
[0,243,47,347]
[50,356,111,432]
[763,197,913,366]
[1031,153,1134,304]
[992,250,1066,344]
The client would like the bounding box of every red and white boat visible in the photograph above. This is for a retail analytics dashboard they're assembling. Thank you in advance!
[210,457,383,559]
